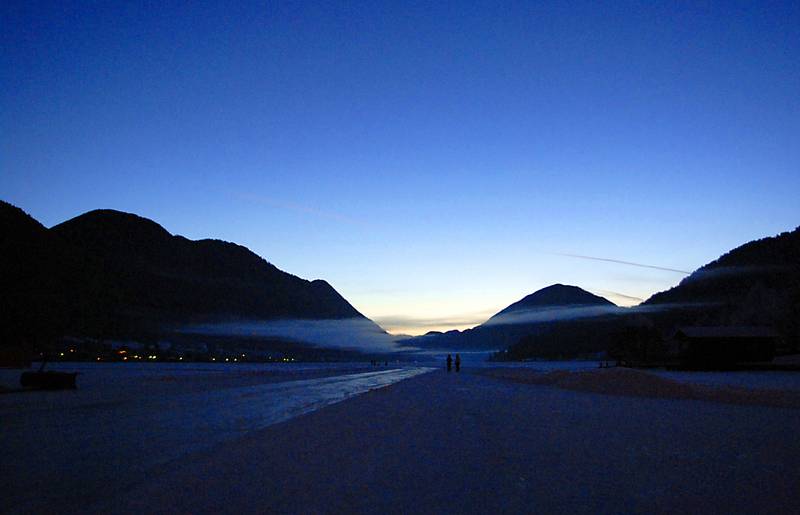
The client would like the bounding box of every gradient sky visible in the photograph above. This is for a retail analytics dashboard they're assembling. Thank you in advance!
[3,1,799,335]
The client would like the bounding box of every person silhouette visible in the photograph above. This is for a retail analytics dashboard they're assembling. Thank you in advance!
[446,354,452,372]
[455,354,461,372]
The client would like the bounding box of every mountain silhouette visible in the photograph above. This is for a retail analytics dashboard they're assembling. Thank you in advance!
[498,227,800,360]
[51,209,363,323]
[409,226,800,360]
[4,198,797,361]
[1,201,378,354]
[490,284,614,319]
[640,226,800,346]
[404,284,620,353]
[0,202,67,355]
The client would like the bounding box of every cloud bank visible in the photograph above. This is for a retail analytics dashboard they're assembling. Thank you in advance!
[180,318,403,353]
[480,302,715,328]
[483,305,625,327]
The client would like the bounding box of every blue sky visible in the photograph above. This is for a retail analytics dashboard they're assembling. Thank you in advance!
[2,1,799,334]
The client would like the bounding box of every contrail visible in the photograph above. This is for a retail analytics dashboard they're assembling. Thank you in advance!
[235,192,371,228]
[554,252,691,274]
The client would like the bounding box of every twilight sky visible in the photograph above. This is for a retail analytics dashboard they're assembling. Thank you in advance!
[2,1,799,335]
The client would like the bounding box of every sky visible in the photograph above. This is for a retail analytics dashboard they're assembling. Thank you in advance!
[2,1,799,335]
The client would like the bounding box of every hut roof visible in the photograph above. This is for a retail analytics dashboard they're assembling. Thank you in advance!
[673,326,777,339]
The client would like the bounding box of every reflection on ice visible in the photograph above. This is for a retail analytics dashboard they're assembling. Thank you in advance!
[0,365,433,512]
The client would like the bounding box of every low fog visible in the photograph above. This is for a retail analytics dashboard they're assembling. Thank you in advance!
[482,305,625,327]
[480,302,715,328]
[180,318,404,353]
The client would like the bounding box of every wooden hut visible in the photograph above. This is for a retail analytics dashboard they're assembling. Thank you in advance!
[670,326,777,369]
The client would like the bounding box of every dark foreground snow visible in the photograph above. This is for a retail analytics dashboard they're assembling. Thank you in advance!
[0,364,432,513]
[88,369,800,514]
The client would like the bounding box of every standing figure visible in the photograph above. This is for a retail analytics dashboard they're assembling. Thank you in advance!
[446,354,452,372]
[455,354,461,372]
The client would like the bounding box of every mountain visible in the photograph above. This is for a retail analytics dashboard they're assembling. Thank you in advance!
[640,226,800,348]
[501,227,800,360]
[0,201,381,355]
[51,209,363,326]
[489,284,614,319]
[0,202,65,358]
[404,284,621,354]
[0,201,50,293]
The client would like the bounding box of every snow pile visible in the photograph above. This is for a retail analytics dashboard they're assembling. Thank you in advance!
[480,367,800,408]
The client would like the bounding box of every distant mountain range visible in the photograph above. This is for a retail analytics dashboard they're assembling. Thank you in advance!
[0,201,383,353]
[400,284,624,355]
[404,228,800,358]
[3,199,797,360]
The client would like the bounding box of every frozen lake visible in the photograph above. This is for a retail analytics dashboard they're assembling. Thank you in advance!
[0,362,433,513]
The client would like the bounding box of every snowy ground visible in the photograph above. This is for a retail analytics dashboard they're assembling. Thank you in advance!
[2,362,799,514]
[90,368,800,515]
[0,363,432,514]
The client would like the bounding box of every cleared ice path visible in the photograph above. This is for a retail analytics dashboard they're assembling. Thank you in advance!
[0,366,434,513]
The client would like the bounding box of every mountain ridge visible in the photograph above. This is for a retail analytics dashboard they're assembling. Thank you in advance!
[403,284,618,352]
[497,226,800,360]
[0,200,378,353]
[490,284,615,319]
